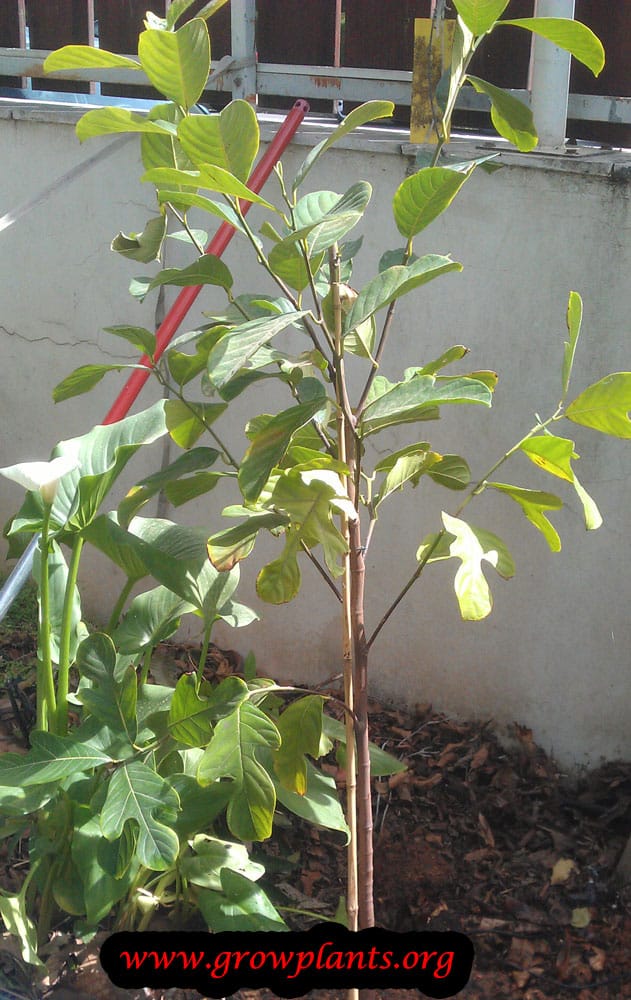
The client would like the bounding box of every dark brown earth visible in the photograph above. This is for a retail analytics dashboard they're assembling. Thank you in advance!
[0,632,629,1000]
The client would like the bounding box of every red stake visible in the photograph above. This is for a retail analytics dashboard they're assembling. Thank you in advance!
[104,99,310,425]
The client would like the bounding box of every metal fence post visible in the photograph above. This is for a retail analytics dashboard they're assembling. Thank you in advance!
[230,0,257,103]
[529,0,576,149]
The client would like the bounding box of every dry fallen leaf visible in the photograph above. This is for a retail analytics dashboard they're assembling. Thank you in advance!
[551,857,577,884]
[571,907,592,928]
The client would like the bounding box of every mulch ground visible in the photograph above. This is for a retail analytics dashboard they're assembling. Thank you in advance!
[0,633,629,1000]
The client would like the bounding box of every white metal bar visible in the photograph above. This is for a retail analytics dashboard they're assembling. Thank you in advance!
[230,0,257,102]
[16,0,28,89]
[529,0,575,149]
[86,0,97,96]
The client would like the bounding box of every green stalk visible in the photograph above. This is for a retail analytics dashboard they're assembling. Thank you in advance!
[140,646,153,686]
[37,511,57,731]
[107,577,134,633]
[196,620,213,684]
[54,534,84,735]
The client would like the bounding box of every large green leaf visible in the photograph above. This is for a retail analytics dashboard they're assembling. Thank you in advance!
[197,869,287,932]
[273,695,326,795]
[75,633,137,741]
[104,324,158,357]
[467,76,537,151]
[114,585,195,654]
[100,759,180,870]
[274,759,349,839]
[142,165,274,209]
[119,447,220,524]
[268,240,324,292]
[344,256,461,333]
[138,18,210,109]
[207,511,289,572]
[44,401,168,533]
[393,166,474,239]
[420,512,515,621]
[44,45,141,73]
[562,291,583,400]
[360,374,492,437]
[181,834,264,892]
[156,188,245,233]
[72,808,138,927]
[167,674,249,747]
[52,363,132,403]
[75,108,174,142]
[428,454,471,490]
[292,101,394,192]
[500,17,604,76]
[238,383,327,502]
[0,730,112,787]
[207,311,308,389]
[178,101,259,180]
[141,102,192,177]
[165,399,227,449]
[374,447,440,509]
[166,0,230,28]
[322,716,406,777]
[139,254,234,302]
[197,701,281,841]
[168,773,233,838]
[111,214,167,263]
[452,0,510,36]
[0,882,42,967]
[488,482,563,551]
[32,540,83,665]
[566,373,631,439]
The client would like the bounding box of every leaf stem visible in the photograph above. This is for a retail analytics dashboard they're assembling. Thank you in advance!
[54,534,84,735]
[140,646,153,686]
[107,577,135,633]
[300,541,342,602]
[166,204,206,256]
[37,511,57,731]
[153,366,241,470]
[196,621,213,683]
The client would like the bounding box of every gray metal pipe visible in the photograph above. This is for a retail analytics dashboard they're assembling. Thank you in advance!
[0,535,39,625]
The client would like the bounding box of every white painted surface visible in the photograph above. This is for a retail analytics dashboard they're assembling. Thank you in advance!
[530,0,576,149]
[0,109,629,767]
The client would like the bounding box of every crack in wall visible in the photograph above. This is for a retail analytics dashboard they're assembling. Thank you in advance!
[0,324,128,360]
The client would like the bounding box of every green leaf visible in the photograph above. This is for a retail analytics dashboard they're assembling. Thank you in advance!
[487,482,563,551]
[178,101,259,181]
[141,102,193,178]
[207,512,289,572]
[520,434,576,483]
[52,363,129,403]
[207,311,308,389]
[273,695,325,795]
[572,472,603,531]
[72,809,137,927]
[276,181,372,259]
[138,18,210,109]
[393,165,474,239]
[167,0,230,29]
[180,834,264,891]
[82,514,148,581]
[428,454,471,490]
[114,585,195,654]
[414,345,469,376]
[111,214,167,263]
[268,239,324,292]
[48,400,168,532]
[76,107,174,142]
[100,759,180,870]
[44,46,141,73]
[104,325,157,357]
[322,716,406,777]
[374,448,440,509]
[293,101,394,192]
[0,885,43,967]
[452,0,510,36]
[562,291,583,399]
[566,373,631,439]
[467,75,537,151]
[119,446,219,524]
[274,759,349,839]
[197,701,281,841]
[165,399,227,449]
[345,256,462,333]
[76,634,137,741]
[157,189,245,232]
[360,374,492,437]
[256,533,302,605]
[435,512,515,620]
[168,674,249,747]
[239,384,327,502]
[197,869,287,932]
[500,17,605,76]
[140,253,233,301]
[168,773,233,838]
[142,165,274,210]
[0,730,112,787]
[166,470,228,505]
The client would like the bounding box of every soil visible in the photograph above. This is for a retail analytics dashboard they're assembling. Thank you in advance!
[0,631,629,1000]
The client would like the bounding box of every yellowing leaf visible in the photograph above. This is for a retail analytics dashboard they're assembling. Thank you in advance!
[551,857,577,885]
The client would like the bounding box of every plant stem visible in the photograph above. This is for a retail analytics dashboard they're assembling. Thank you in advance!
[197,621,213,683]
[167,204,206,256]
[37,512,56,731]
[366,407,563,649]
[153,367,241,470]
[107,577,135,633]
[54,534,84,735]
[300,541,342,602]
[140,646,153,686]
[330,247,359,935]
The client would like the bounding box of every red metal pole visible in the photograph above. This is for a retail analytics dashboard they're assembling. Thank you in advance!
[104,99,310,425]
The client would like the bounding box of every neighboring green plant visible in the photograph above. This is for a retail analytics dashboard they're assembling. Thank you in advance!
[0,0,625,970]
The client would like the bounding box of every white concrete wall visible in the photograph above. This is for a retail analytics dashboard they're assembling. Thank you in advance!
[1,104,630,767]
